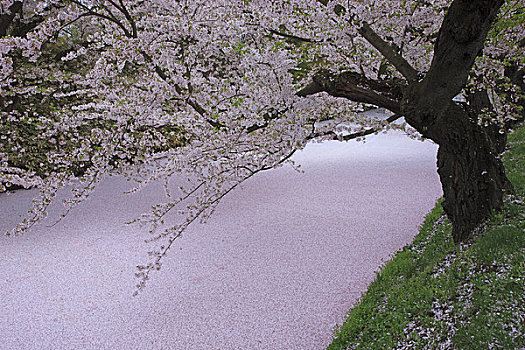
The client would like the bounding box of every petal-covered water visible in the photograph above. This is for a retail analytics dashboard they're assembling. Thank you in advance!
[0,131,441,350]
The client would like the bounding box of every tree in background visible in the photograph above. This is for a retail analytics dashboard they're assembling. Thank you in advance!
[1,0,523,291]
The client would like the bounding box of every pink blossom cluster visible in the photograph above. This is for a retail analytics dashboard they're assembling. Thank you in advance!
[1,0,523,290]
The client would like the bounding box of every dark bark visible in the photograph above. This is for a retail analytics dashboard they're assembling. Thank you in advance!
[431,104,512,242]
[412,0,505,118]
[297,69,403,114]
[357,22,418,82]
[0,1,22,37]
[0,1,46,38]
[302,0,513,242]
[402,0,509,242]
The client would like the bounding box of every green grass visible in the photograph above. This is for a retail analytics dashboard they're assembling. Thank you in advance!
[328,125,525,349]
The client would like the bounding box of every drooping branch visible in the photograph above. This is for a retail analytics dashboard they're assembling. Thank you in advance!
[69,0,135,38]
[246,110,281,134]
[341,114,402,141]
[308,114,403,142]
[297,69,403,114]
[268,29,320,43]
[138,41,226,130]
[116,0,138,38]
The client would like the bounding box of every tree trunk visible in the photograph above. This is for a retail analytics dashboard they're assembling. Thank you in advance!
[303,0,510,243]
[410,103,512,242]
[403,0,507,242]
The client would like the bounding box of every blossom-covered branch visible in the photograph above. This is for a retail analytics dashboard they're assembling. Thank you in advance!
[1,0,524,292]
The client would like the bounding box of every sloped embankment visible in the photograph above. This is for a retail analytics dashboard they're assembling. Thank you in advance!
[329,125,525,349]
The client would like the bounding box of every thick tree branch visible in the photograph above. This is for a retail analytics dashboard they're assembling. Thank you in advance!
[357,22,419,82]
[315,0,418,82]
[297,69,403,114]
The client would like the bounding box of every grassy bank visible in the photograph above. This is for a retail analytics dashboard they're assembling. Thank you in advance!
[329,125,525,349]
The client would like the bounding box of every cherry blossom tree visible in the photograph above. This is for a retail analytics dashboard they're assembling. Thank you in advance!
[1,0,523,291]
